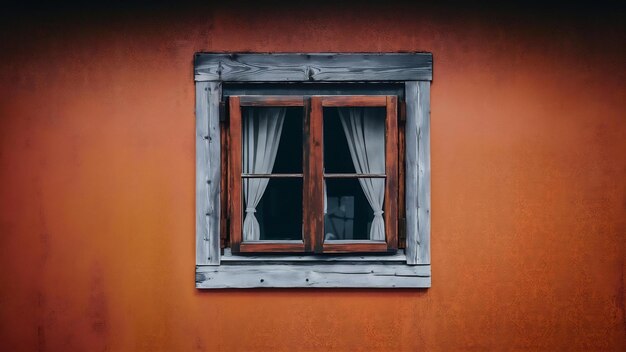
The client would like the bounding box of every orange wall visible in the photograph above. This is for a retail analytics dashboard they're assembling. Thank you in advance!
[1,2,624,351]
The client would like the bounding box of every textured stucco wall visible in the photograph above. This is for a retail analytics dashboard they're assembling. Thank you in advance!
[0,2,624,351]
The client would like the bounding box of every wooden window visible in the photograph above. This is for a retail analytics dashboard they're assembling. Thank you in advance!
[195,53,431,288]
[227,95,398,254]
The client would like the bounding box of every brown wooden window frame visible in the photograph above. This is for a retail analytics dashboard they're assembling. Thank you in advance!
[227,95,399,254]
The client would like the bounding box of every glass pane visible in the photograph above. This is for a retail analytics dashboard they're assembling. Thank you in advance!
[324,178,385,241]
[243,178,302,241]
[242,106,302,174]
[323,107,386,174]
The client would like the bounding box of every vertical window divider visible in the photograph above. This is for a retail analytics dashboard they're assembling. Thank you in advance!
[307,96,324,253]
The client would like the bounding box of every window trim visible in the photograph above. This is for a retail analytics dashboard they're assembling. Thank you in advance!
[195,53,432,288]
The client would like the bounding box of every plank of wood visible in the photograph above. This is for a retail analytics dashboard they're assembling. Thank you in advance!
[308,97,324,253]
[322,241,389,253]
[196,263,431,288]
[195,53,433,82]
[196,82,221,265]
[405,82,419,264]
[239,241,305,253]
[239,95,305,106]
[385,96,399,250]
[321,95,387,107]
[404,82,431,265]
[416,82,431,265]
[228,96,243,253]
[220,248,410,262]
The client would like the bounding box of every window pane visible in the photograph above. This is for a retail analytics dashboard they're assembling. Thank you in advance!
[242,106,302,174]
[243,178,302,241]
[324,178,384,241]
[323,107,386,174]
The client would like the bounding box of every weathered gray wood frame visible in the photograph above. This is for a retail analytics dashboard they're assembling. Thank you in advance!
[195,53,431,288]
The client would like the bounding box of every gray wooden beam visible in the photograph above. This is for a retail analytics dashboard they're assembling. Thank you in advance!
[196,81,221,265]
[405,81,431,265]
[195,53,433,82]
[196,264,431,288]
[416,81,431,264]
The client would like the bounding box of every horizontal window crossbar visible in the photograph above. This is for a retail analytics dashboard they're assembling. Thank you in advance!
[241,173,303,178]
[324,173,386,178]
[239,95,304,106]
[239,241,305,253]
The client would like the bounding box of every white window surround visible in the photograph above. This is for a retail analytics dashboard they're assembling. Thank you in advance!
[195,53,431,288]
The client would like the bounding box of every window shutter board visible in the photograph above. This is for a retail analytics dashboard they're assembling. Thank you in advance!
[416,82,431,265]
[405,81,431,265]
[196,81,222,265]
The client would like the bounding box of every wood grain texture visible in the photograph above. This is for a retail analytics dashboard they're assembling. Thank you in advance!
[196,263,431,288]
[228,96,243,253]
[195,53,433,82]
[322,241,389,253]
[239,241,305,253]
[196,82,221,265]
[321,95,387,107]
[308,97,324,253]
[405,82,419,264]
[416,82,431,265]
[220,248,409,262]
[239,95,305,106]
[385,96,399,250]
[317,95,399,253]
[405,82,431,265]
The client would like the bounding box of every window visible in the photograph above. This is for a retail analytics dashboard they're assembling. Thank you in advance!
[195,53,432,288]
[229,95,397,254]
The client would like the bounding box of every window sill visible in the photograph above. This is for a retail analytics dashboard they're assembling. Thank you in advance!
[195,249,431,288]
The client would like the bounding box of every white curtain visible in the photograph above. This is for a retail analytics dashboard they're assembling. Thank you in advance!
[243,107,286,241]
[338,108,386,240]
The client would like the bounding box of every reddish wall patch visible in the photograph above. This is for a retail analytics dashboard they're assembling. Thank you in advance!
[0,2,624,351]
